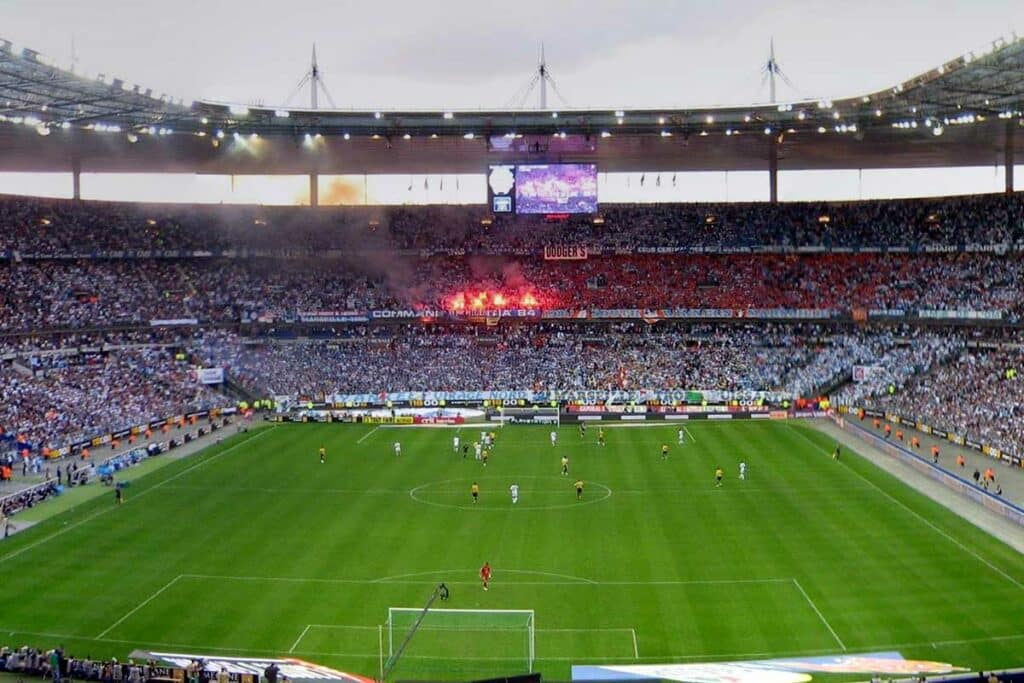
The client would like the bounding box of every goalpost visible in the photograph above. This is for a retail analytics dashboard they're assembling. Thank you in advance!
[385,607,536,676]
[496,405,560,427]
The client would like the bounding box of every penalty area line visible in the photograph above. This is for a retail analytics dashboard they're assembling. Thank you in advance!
[96,575,183,639]
[792,578,846,651]
[356,426,380,444]
[289,624,312,653]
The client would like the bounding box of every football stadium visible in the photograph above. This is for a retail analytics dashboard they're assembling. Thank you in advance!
[1,5,1024,683]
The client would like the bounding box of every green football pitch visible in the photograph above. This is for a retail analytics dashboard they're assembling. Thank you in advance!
[1,420,1023,681]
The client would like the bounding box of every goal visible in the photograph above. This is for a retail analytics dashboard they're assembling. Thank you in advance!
[385,607,535,677]
[496,405,560,426]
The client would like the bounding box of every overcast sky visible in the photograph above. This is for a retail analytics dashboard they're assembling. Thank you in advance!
[1,0,1022,111]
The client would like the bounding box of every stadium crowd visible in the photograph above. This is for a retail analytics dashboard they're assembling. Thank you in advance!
[2,192,1022,253]
[194,325,962,401]
[0,193,1022,465]
[867,348,1024,458]
[1,252,1023,333]
[0,645,163,683]
[0,346,221,453]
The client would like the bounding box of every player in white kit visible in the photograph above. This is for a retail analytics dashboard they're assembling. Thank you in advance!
[739,462,747,480]
[550,430,557,447]
[509,483,519,504]
[394,441,402,457]
[678,428,685,444]
[453,435,460,453]
[474,442,482,460]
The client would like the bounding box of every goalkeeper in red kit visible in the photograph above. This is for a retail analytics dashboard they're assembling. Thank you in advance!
[480,562,491,591]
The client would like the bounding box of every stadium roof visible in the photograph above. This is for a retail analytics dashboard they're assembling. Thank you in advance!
[0,35,1023,174]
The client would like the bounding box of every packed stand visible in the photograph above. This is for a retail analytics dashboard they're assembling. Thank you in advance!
[784,330,963,398]
[198,324,890,399]
[1,253,1023,333]
[0,346,223,454]
[868,348,1024,458]
[830,333,964,405]
[1,192,1023,255]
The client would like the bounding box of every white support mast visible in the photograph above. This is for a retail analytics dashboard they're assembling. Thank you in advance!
[507,42,568,110]
[539,43,547,110]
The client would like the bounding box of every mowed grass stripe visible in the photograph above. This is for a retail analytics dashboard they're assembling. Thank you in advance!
[2,422,1024,680]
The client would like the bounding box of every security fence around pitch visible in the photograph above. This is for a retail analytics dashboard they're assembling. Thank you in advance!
[2,406,239,461]
[848,407,1023,469]
[274,400,831,426]
[833,414,1024,528]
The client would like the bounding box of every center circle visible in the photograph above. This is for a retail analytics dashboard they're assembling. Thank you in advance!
[409,474,612,511]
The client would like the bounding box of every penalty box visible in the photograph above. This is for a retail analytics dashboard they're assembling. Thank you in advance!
[95,574,845,659]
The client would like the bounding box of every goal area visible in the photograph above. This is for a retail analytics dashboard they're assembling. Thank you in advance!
[385,607,535,678]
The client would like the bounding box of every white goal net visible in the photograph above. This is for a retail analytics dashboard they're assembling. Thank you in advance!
[496,405,560,426]
[386,607,535,677]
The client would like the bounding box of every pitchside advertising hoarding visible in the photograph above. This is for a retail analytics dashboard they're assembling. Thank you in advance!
[140,653,373,683]
[573,651,967,683]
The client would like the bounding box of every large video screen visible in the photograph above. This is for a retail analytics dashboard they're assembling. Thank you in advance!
[514,163,598,214]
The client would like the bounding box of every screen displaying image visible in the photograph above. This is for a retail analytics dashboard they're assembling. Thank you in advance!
[487,164,516,213]
[514,163,598,214]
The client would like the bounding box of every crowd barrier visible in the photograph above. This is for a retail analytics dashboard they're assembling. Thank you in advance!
[833,416,1024,528]
[2,407,237,460]
[852,408,1023,469]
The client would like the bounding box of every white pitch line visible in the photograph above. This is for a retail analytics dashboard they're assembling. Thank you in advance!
[787,424,1024,592]
[631,628,639,659]
[371,568,599,585]
[178,572,789,587]
[288,624,312,653]
[684,426,697,444]
[158,484,874,497]
[792,578,846,651]
[96,575,183,639]
[4,625,1024,664]
[534,628,634,632]
[0,427,276,566]
[356,426,380,444]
